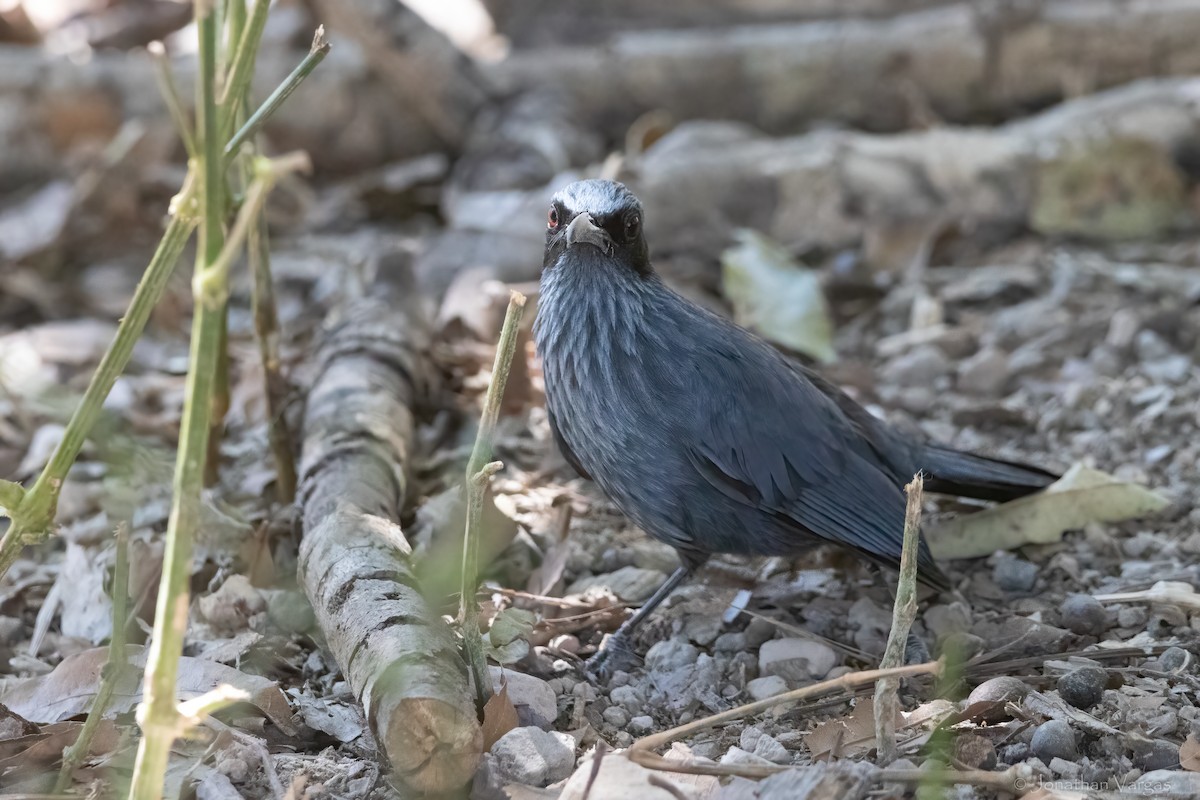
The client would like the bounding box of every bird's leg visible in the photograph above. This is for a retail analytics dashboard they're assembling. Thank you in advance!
[585,565,691,680]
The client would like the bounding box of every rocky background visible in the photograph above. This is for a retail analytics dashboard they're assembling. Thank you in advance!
[1,1,1199,798]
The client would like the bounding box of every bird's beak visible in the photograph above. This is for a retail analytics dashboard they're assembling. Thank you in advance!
[566,213,613,255]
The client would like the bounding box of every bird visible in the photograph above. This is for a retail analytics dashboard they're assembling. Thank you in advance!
[533,179,1056,676]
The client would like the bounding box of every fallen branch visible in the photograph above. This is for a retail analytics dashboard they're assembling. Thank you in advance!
[629,76,1200,267]
[296,259,482,794]
[493,0,1200,138]
[874,475,924,764]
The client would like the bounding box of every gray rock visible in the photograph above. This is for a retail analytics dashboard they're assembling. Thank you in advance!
[740,726,791,764]
[628,715,655,735]
[993,557,1038,593]
[1143,355,1192,384]
[645,638,699,673]
[602,706,629,728]
[714,632,747,653]
[924,603,972,639]
[1057,666,1107,710]
[1060,594,1108,636]
[1138,770,1200,797]
[958,346,1011,396]
[1134,740,1181,771]
[609,685,645,713]
[758,638,838,683]
[882,344,951,388]
[627,541,680,573]
[938,632,986,661]
[744,617,777,648]
[568,567,667,603]
[720,746,774,767]
[490,667,557,729]
[1157,646,1192,673]
[490,726,576,787]
[746,675,789,701]
[684,615,723,646]
[1031,720,1078,762]
[1118,606,1148,628]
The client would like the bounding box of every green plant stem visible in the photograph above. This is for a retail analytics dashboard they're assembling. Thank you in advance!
[148,42,196,158]
[224,26,330,164]
[218,0,270,131]
[460,292,527,708]
[0,200,197,582]
[128,5,224,795]
[127,152,305,800]
[55,526,130,793]
[874,474,924,765]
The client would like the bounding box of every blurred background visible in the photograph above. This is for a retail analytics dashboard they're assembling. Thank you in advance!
[1,0,1199,796]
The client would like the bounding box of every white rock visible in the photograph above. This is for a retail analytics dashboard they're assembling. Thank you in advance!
[490,726,576,787]
[758,638,837,682]
[567,566,667,602]
[559,752,694,800]
[720,746,774,766]
[740,725,791,764]
[746,675,789,701]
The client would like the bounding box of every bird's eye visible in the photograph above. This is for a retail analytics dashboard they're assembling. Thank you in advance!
[624,213,641,240]
[547,207,559,229]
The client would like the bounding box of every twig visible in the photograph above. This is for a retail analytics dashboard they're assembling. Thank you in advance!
[147,42,196,157]
[460,292,527,708]
[874,474,924,764]
[627,659,944,778]
[54,525,130,792]
[224,27,330,164]
[244,152,296,506]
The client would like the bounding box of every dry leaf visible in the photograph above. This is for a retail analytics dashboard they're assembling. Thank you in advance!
[721,229,836,363]
[805,698,899,761]
[0,720,120,777]
[0,646,294,733]
[481,679,520,751]
[1181,733,1200,772]
[926,463,1169,560]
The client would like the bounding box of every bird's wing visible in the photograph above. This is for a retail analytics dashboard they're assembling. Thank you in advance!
[547,406,592,480]
[683,343,943,581]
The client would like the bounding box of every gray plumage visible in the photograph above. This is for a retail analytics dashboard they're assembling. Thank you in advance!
[535,180,1055,594]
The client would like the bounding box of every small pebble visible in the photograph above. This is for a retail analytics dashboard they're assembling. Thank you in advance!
[1031,719,1078,762]
[957,346,1011,396]
[602,706,629,728]
[645,638,699,672]
[614,731,633,747]
[1060,594,1108,636]
[1134,740,1181,771]
[967,676,1031,722]
[758,638,838,682]
[1118,606,1148,628]
[628,715,654,735]
[720,747,774,767]
[938,632,986,661]
[746,676,789,701]
[609,671,631,688]
[744,617,777,648]
[714,632,747,653]
[1057,665,1107,709]
[998,742,1030,765]
[1157,646,1191,673]
[993,557,1038,593]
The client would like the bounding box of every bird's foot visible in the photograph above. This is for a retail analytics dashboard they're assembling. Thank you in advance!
[583,632,642,683]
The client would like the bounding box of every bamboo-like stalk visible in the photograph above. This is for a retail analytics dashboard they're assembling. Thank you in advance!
[128,148,308,798]
[128,4,225,793]
[460,292,527,708]
[0,196,197,583]
[224,27,330,163]
[55,526,130,792]
[148,42,196,157]
[874,475,924,765]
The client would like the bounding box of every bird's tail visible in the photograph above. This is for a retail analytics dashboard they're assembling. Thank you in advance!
[920,444,1057,503]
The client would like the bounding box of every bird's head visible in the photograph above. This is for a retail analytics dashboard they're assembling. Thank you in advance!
[542,179,651,277]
